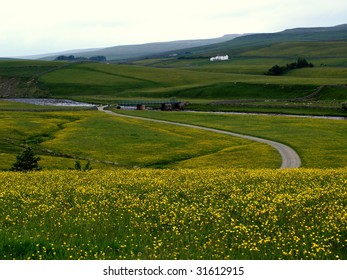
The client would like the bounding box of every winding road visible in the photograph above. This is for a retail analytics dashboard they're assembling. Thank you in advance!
[98,106,301,169]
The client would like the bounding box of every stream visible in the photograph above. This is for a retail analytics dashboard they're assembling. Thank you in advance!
[3,98,96,107]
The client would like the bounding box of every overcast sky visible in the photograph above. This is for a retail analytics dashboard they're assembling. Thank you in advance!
[1,0,347,57]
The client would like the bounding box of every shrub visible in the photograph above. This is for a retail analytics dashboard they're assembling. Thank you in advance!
[72,160,92,171]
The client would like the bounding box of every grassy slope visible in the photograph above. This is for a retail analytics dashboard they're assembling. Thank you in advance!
[39,62,237,99]
[129,25,347,112]
[0,109,82,170]
[38,61,347,101]
[37,59,347,116]
[115,110,347,168]
[0,60,66,77]
[240,41,347,59]
[0,60,69,98]
[169,24,347,59]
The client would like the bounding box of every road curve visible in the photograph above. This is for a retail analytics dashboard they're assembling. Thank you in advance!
[98,106,301,169]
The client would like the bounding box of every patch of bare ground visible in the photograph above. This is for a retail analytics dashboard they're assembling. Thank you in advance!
[0,77,49,98]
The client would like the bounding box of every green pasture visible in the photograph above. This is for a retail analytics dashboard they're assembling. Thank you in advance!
[317,86,347,100]
[0,60,65,77]
[39,62,235,99]
[37,62,217,100]
[1,56,346,117]
[115,110,347,168]
[0,95,346,170]
[141,57,298,74]
[0,108,280,170]
[42,112,280,169]
[239,41,347,60]
[38,61,347,102]
[0,100,47,110]
[239,41,347,58]
[162,82,316,100]
[1,59,346,112]
[185,103,347,117]
[189,59,347,77]
[0,110,81,170]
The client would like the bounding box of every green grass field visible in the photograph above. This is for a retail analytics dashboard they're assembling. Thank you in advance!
[35,60,347,116]
[0,57,346,116]
[0,60,65,78]
[239,41,347,59]
[0,105,281,171]
[1,92,346,171]
[1,102,346,170]
[115,110,347,168]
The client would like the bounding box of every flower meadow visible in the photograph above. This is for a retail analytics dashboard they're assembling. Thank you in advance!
[0,168,346,260]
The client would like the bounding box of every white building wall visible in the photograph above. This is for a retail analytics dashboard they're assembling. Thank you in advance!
[210,55,229,61]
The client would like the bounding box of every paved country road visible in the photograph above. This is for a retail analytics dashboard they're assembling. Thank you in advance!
[98,106,301,169]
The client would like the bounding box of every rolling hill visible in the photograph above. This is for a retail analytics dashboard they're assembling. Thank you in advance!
[39,34,241,61]
[161,23,347,59]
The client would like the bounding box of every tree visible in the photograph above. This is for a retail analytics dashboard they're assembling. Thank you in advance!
[297,57,309,68]
[54,55,106,61]
[54,55,76,61]
[265,65,285,76]
[89,56,106,62]
[11,147,41,171]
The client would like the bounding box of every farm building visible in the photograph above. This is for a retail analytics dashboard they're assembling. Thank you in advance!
[210,55,229,61]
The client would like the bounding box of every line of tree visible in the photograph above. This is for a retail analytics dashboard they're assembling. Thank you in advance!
[265,57,314,76]
[54,55,107,62]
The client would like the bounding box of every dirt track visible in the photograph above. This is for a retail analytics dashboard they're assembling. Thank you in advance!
[98,106,301,169]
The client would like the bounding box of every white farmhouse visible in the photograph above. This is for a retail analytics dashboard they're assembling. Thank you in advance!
[210,55,229,61]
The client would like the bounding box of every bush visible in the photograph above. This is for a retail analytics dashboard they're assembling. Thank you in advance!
[72,160,92,171]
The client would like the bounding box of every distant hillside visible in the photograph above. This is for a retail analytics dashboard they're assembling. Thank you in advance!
[14,48,102,60]
[164,23,347,58]
[40,34,241,61]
